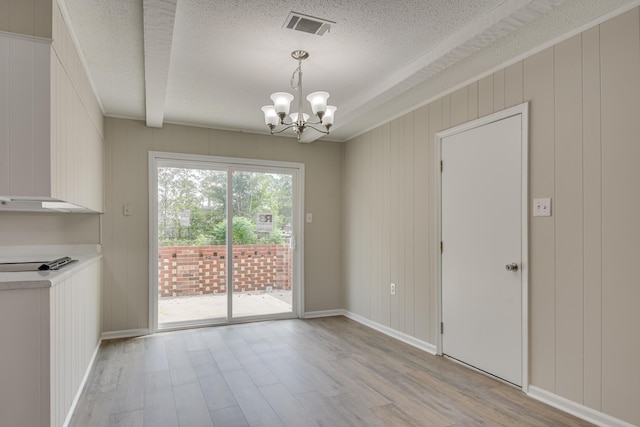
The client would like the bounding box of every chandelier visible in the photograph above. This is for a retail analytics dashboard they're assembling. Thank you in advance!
[261,50,337,140]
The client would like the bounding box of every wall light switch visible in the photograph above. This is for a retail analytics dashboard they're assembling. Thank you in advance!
[123,203,132,216]
[306,213,313,223]
[533,198,551,217]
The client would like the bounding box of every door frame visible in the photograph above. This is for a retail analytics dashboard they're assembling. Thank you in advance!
[148,151,305,333]
[435,103,529,391]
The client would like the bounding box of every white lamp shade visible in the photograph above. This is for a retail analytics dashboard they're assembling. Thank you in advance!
[261,106,279,126]
[323,106,337,125]
[289,112,310,123]
[270,92,294,114]
[306,91,330,116]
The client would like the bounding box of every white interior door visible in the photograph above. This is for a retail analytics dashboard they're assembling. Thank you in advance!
[440,111,525,386]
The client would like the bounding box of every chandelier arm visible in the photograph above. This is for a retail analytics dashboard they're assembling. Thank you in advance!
[303,124,329,135]
[270,124,299,135]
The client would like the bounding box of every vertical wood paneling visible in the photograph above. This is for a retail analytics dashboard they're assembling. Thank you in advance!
[441,95,451,130]
[478,75,494,117]
[581,25,602,411]
[402,114,415,335]
[51,261,102,427]
[0,37,10,195]
[468,81,478,120]
[493,69,505,111]
[9,37,36,195]
[553,34,584,403]
[600,9,640,425]
[413,105,429,342]
[523,47,556,392]
[381,123,391,326]
[371,128,382,322]
[450,87,468,126]
[505,61,523,108]
[389,119,399,330]
[397,117,406,331]
[428,99,443,343]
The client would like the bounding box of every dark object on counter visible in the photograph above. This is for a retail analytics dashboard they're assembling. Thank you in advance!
[0,256,77,272]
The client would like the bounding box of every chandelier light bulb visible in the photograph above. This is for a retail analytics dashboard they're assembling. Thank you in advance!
[323,106,337,127]
[270,92,294,115]
[306,91,330,116]
[261,106,279,126]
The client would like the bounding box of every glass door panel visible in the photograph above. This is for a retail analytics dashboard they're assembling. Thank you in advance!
[157,165,228,327]
[230,170,294,318]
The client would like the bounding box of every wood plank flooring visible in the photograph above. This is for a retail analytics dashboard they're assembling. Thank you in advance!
[70,316,593,426]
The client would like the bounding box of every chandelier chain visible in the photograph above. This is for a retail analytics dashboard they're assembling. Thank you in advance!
[290,64,302,90]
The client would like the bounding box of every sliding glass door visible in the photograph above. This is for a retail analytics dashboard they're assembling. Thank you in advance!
[150,153,302,331]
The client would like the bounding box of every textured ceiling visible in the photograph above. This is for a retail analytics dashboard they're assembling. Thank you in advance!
[60,0,637,142]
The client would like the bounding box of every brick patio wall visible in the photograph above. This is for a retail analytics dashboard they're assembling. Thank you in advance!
[158,244,292,297]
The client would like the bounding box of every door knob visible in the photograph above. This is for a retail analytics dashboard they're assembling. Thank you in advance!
[505,263,519,272]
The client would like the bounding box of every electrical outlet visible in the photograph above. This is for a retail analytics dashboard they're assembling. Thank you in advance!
[390,283,396,295]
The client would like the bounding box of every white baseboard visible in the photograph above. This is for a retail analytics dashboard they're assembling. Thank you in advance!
[528,386,636,427]
[62,340,101,427]
[303,309,345,319]
[343,310,438,355]
[101,328,150,340]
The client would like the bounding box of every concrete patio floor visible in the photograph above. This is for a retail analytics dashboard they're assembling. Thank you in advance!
[158,290,293,323]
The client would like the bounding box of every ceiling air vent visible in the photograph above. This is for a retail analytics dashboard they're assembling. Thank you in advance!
[284,12,334,36]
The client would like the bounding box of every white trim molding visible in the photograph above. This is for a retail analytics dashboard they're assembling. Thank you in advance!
[304,309,345,319]
[101,328,151,340]
[343,311,438,355]
[302,309,438,355]
[62,342,101,427]
[528,386,637,427]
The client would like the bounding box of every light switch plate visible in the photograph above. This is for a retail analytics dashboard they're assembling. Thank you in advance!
[533,198,551,217]
[306,213,313,223]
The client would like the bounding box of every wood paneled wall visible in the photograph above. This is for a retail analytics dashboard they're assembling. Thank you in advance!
[343,8,640,425]
[102,119,343,333]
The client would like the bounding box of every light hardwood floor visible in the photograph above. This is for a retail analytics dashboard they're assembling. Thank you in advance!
[70,316,593,426]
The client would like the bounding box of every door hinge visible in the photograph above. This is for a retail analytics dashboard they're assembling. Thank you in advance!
[440,241,443,253]
[440,322,444,334]
[440,160,443,172]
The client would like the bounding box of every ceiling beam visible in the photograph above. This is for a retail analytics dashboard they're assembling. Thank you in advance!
[143,0,178,128]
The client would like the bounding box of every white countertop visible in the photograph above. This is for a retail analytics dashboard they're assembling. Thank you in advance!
[0,245,102,290]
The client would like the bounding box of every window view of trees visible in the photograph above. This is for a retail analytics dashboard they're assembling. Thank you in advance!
[158,167,292,246]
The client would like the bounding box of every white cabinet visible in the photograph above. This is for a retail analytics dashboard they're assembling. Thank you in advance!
[0,33,103,212]
[0,259,102,427]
